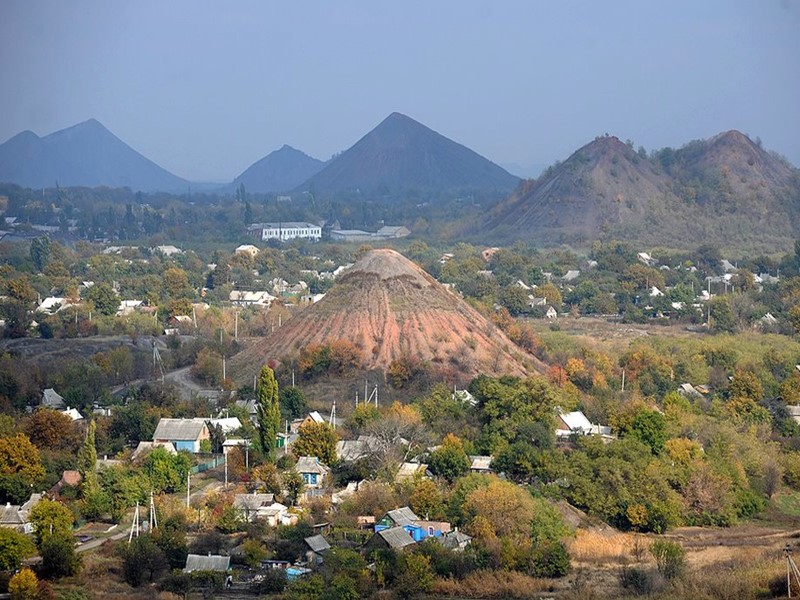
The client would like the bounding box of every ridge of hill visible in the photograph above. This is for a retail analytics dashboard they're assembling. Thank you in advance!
[0,119,190,192]
[482,131,800,253]
[232,144,325,193]
[232,249,542,385]
[295,112,520,197]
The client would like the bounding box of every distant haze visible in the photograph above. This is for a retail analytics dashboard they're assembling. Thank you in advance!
[1,1,798,181]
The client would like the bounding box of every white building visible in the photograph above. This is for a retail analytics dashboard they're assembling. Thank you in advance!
[247,222,321,242]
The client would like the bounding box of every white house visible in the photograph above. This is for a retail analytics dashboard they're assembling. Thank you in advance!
[247,222,321,242]
[556,410,613,440]
[235,244,260,257]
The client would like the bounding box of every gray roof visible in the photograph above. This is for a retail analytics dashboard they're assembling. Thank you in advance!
[42,388,65,409]
[441,530,472,550]
[153,418,207,441]
[184,554,231,572]
[304,534,331,554]
[295,456,329,475]
[470,455,493,471]
[233,493,274,511]
[375,527,416,549]
[385,507,420,527]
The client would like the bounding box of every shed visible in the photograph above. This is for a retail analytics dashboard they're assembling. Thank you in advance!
[365,526,416,551]
[184,554,230,573]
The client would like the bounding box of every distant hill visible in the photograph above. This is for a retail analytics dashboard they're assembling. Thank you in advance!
[231,248,543,386]
[483,131,800,253]
[233,144,325,193]
[296,112,520,197]
[0,119,189,192]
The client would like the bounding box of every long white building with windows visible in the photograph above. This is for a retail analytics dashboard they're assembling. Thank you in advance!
[246,222,322,242]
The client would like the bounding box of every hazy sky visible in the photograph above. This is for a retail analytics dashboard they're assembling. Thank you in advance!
[1,1,799,182]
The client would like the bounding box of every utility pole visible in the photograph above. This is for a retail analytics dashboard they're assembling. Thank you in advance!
[186,472,191,508]
[234,311,239,341]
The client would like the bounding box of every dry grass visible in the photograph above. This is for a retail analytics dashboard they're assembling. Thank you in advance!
[431,570,556,598]
[568,529,646,566]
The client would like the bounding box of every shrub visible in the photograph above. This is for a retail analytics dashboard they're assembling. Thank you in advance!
[619,566,660,596]
[528,540,570,578]
[8,568,38,600]
[650,539,685,579]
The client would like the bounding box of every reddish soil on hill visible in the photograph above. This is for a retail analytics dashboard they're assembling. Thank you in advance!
[232,249,544,385]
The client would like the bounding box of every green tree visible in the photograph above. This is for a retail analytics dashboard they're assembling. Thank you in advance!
[39,531,81,578]
[30,498,74,545]
[293,421,338,465]
[0,527,36,571]
[256,365,281,461]
[77,420,97,477]
[85,283,119,317]
[628,411,667,454]
[427,434,471,483]
[710,296,736,333]
[29,237,51,272]
[118,535,167,587]
[0,433,46,504]
[280,387,307,419]
[282,470,304,506]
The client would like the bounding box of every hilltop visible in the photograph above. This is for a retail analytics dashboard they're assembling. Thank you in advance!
[232,144,325,193]
[232,249,542,385]
[0,119,189,192]
[482,131,800,253]
[296,112,520,198]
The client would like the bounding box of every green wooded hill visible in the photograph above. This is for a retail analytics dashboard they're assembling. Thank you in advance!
[482,131,800,254]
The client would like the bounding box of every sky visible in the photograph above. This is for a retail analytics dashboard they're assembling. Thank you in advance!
[1,0,799,182]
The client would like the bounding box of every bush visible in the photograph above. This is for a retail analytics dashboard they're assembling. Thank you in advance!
[251,568,287,594]
[650,539,685,579]
[38,532,82,579]
[528,540,570,578]
[619,566,660,596]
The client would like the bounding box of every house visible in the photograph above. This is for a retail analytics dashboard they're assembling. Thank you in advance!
[555,410,613,440]
[637,252,656,266]
[395,462,429,483]
[247,222,322,242]
[152,245,183,256]
[336,436,379,463]
[678,383,703,398]
[528,296,547,308]
[331,480,367,505]
[131,441,177,461]
[153,418,210,453]
[649,286,664,297]
[452,389,476,407]
[562,270,581,282]
[787,406,800,425]
[261,502,297,527]
[184,554,230,573]
[42,388,66,410]
[117,300,144,316]
[376,225,410,239]
[49,470,81,497]
[61,407,83,421]
[0,493,42,534]
[329,229,374,243]
[235,398,259,424]
[199,417,242,434]
[469,455,493,474]
[545,306,558,319]
[304,534,331,565]
[440,530,473,552]
[37,297,70,314]
[295,457,329,489]
[375,507,450,541]
[286,566,313,581]
[365,526,416,552]
[229,290,276,307]
[233,493,275,523]
[235,244,260,258]
[290,411,327,434]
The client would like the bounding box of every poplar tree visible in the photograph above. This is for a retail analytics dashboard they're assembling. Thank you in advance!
[256,365,281,462]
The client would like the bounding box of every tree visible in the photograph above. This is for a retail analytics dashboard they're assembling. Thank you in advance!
[24,410,79,452]
[39,531,81,578]
[628,411,667,454]
[30,237,51,272]
[427,434,470,483]
[409,479,445,520]
[77,420,98,477]
[118,535,167,586]
[8,567,38,600]
[85,283,119,316]
[280,387,307,419]
[30,499,74,545]
[256,365,281,461]
[282,470,304,506]
[293,421,338,465]
[0,433,46,504]
[0,527,36,571]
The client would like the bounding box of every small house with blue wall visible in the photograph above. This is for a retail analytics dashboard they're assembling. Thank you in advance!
[295,456,329,489]
[374,507,451,542]
[153,418,210,453]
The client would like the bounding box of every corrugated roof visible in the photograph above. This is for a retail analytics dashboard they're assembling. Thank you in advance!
[42,388,65,409]
[233,493,274,511]
[376,527,416,549]
[296,456,329,475]
[559,411,593,432]
[184,554,230,572]
[469,455,493,471]
[154,418,207,441]
[304,534,331,554]
[386,507,420,527]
